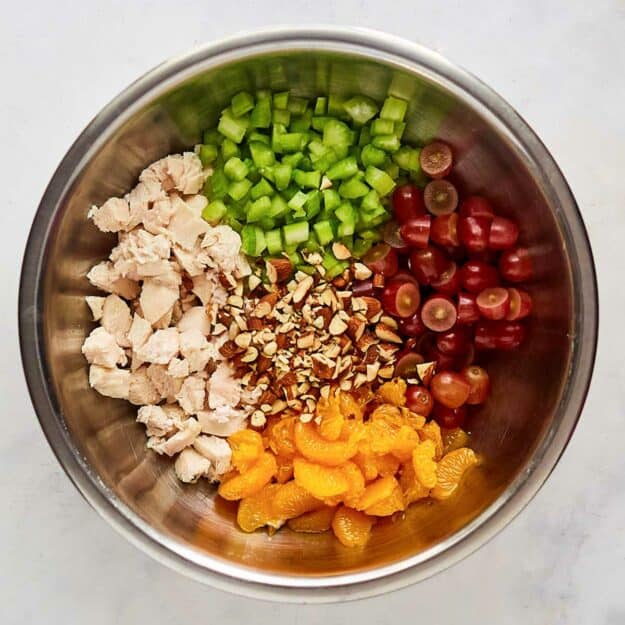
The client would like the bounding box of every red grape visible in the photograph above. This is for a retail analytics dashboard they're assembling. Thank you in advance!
[476,287,510,320]
[489,216,519,250]
[391,270,419,286]
[431,371,471,408]
[436,326,472,355]
[409,247,449,285]
[431,261,461,295]
[475,320,526,350]
[461,365,490,404]
[382,280,421,318]
[394,352,425,378]
[424,180,459,216]
[421,295,457,332]
[506,288,532,320]
[431,214,459,247]
[364,243,399,277]
[382,220,410,252]
[459,195,495,220]
[459,216,491,253]
[460,260,500,293]
[392,184,425,223]
[499,247,533,282]
[405,385,434,417]
[420,141,453,179]
[433,404,467,429]
[351,279,376,297]
[398,311,427,337]
[457,291,480,324]
[399,216,431,248]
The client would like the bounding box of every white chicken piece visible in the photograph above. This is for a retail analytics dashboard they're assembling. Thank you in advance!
[136,405,179,437]
[152,305,175,330]
[201,225,245,275]
[89,197,130,233]
[175,375,206,414]
[85,296,105,321]
[191,272,227,307]
[172,244,213,277]
[167,357,190,378]
[146,364,183,401]
[101,294,132,347]
[142,195,178,235]
[179,328,211,373]
[125,179,166,229]
[136,327,179,365]
[148,417,201,456]
[128,367,161,405]
[174,448,212,484]
[193,435,232,478]
[166,198,211,250]
[82,327,127,368]
[89,364,130,399]
[127,314,152,351]
[162,403,186,423]
[196,406,247,437]
[207,362,241,409]
[141,152,204,195]
[139,279,179,325]
[87,261,139,300]
[184,194,208,217]
[177,306,211,336]
[110,230,171,281]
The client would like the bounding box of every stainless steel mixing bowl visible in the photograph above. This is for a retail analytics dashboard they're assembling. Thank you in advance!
[19,27,597,602]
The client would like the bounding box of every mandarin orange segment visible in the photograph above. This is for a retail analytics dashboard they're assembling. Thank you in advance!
[374,453,401,477]
[390,425,420,461]
[275,457,294,483]
[441,427,471,454]
[399,462,431,504]
[237,484,283,532]
[370,403,403,423]
[273,480,323,519]
[218,452,277,501]
[339,392,363,421]
[317,395,345,441]
[229,429,264,472]
[353,451,379,482]
[266,415,297,457]
[419,421,444,460]
[287,506,337,533]
[430,447,479,500]
[341,461,366,507]
[293,457,350,498]
[412,439,438,489]
[377,378,407,406]
[294,421,357,466]
[365,485,405,516]
[401,408,427,431]
[355,475,399,511]
[332,506,374,547]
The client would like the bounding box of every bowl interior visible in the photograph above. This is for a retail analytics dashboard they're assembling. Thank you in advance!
[37,43,576,584]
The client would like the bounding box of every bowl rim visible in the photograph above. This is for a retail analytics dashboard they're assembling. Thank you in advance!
[18,26,598,603]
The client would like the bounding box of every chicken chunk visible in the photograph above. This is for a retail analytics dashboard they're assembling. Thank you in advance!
[191,272,227,307]
[101,294,132,347]
[184,194,208,217]
[139,279,179,325]
[136,328,179,365]
[146,363,183,401]
[172,244,212,277]
[87,261,139,300]
[136,405,179,437]
[193,435,232,478]
[175,375,206,415]
[127,314,152,351]
[125,179,166,229]
[177,306,211,336]
[141,153,204,195]
[89,197,130,233]
[85,296,105,321]
[142,195,178,235]
[179,328,211,373]
[174,448,212,483]
[207,362,241,409]
[148,417,201,456]
[82,327,127,368]
[197,405,247,437]
[168,357,190,378]
[110,230,171,280]
[128,367,161,405]
[201,225,243,274]
[89,364,130,399]
[166,198,211,250]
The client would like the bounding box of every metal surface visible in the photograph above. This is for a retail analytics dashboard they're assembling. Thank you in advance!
[19,27,597,603]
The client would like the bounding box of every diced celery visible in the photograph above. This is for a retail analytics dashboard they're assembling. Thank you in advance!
[224,156,249,181]
[287,190,308,210]
[227,178,253,201]
[337,221,355,237]
[339,177,370,199]
[250,98,272,128]
[273,91,289,109]
[246,196,272,223]
[206,168,229,199]
[265,229,284,255]
[326,156,359,181]
[293,169,321,189]
[287,96,309,115]
[201,200,227,225]
[360,144,387,167]
[372,134,400,152]
[290,110,312,132]
[344,95,379,125]
[311,116,332,131]
[358,126,371,147]
[322,188,341,211]
[314,96,327,115]
[359,228,383,241]
[303,232,322,252]
[259,217,277,231]
[335,202,356,223]
[250,178,274,200]
[370,118,395,136]
[275,132,308,153]
[281,152,304,168]
[218,109,249,143]
[322,119,354,150]
[241,225,266,256]
[305,190,321,220]
[296,264,316,275]
[313,220,335,246]
[327,94,347,118]
[385,161,400,180]
[393,146,421,171]
[380,96,408,122]
[221,138,240,160]
[256,89,271,101]
[325,258,349,280]
[224,215,243,232]
[231,91,255,117]
[203,128,223,145]
[361,189,383,212]
[249,141,275,168]
[352,237,373,258]
[364,166,396,196]
[284,249,302,266]
[268,194,289,220]
[273,163,292,190]
[394,121,406,139]
[273,108,291,126]
[199,144,218,166]
[248,131,270,145]
[283,221,309,246]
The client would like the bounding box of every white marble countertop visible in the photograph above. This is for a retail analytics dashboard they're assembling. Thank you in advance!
[1,1,622,623]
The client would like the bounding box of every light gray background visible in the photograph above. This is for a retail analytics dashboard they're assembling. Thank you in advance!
[1,1,622,623]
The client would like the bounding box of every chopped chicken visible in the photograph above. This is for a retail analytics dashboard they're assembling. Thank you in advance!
[136,405,180,437]
[192,272,227,307]
[168,357,190,378]
[127,314,152,350]
[153,305,175,329]
[174,448,212,483]
[177,306,211,336]
[136,327,179,364]
[207,362,241,409]
[125,179,166,229]
[197,406,247,437]
[141,153,204,195]
[82,327,127,368]
[148,417,201,456]
[139,280,179,325]
[101,294,132,347]
[128,367,161,405]
[166,198,211,250]
[184,194,208,217]
[110,230,171,280]
[85,296,105,321]
[162,403,186,423]
[146,363,183,401]
[193,435,232,478]
[88,197,130,232]
[172,244,212,276]
[176,375,206,414]
[89,364,130,399]
[179,328,212,373]
[142,195,178,235]
[87,261,139,300]
[202,225,249,276]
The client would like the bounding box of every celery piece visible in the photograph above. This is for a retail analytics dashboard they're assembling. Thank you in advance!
[281,152,304,168]
[352,237,373,258]
[385,161,400,180]
[358,126,371,147]
[293,169,321,189]
[246,196,272,223]
[203,128,223,145]
[224,157,249,181]
[268,194,289,220]
[370,118,395,136]
[256,89,271,101]
[265,229,284,255]
[248,131,270,145]
[303,232,322,253]
[325,258,349,280]
[322,119,354,150]
[322,188,341,211]
[359,228,383,241]
[206,168,229,199]
[311,116,332,132]
[259,217,277,231]
[313,220,335,246]
[360,144,387,168]
[361,189,383,212]
[393,146,421,171]
[249,141,276,168]
[290,110,312,132]
[305,190,321,220]
[337,221,355,237]
[273,163,292,190]
[344,95,379,125]
[327,94,347,118]
[224,215,243,233]
[335,202,356,223]
[273,108,291,127]
[364,166,396,196]
[250,98,272,128]
[227,178,253,201]
[339,177,370,199]
[201,200,227,225]
[199,144,218,166]
[371,134,401,153]
[250,178,274,200]
[273,91,289,109]
[394,121,406,139]
[287,190,309,210]
[314,96,327,115]
[287,96,309,115]
[275,132,307,153]
[241,225,266,256]
[221,138,240,161]
[283,221,310,246]
[380,96,408,122]
[218,109,249,143]
[231,91,254,117]
[326,156,359,181]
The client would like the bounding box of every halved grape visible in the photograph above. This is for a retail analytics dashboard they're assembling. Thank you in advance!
[421,295,457,332]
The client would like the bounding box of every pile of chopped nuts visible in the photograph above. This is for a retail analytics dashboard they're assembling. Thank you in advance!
[215,262,402,427]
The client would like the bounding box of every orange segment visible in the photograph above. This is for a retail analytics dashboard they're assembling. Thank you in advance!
[441,427,471,454]
[431,447,478,500]
[419,421,444,460]
[317,394,344,441]
[237,484,283,532]
[266,415,297,457]
[340,461,366,507]
[275,457,294,483]
[365,485,405,516]
[273,480,323,519]
[401,408,427,431]
[375,453,401,477]
[218,452,277,501]
[355,475,398,511]
[339,392,363,421]
[293,457,350,498]
[294,421,357,466]
[229,429,264,472]
[412,439,438,489]
[332,506,374,547]
[377,378,407,406]
[399,462,431,504]
[287,506,337,533]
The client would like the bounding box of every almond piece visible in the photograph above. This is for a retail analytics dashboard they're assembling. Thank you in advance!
[346,317,366,342]
[241,346,259,363]
[277,371,298,386]
[380,315,399,330]
[356,330,378,353]
[234,332,252,349]
[366,362,381,382]
[270,399,288,414]
[256,354,272,373]
[297,332,315,349]
[248,274,262,292]
[250,410,267,427]
[332,242,351,260]
[311,354,336,380]
[292,275,314,304]
[353,262,372,280]
[227,294,244,308]
[329,314,348,336]
[372,273,385,289]
[263,341,278,356]
[378,365,395,379]
[361,296,382,321]
[218,340,240,358]
[266,258,293,284]
[375,323,402,344]
[416,361,437,386]
[248,317,264,331]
